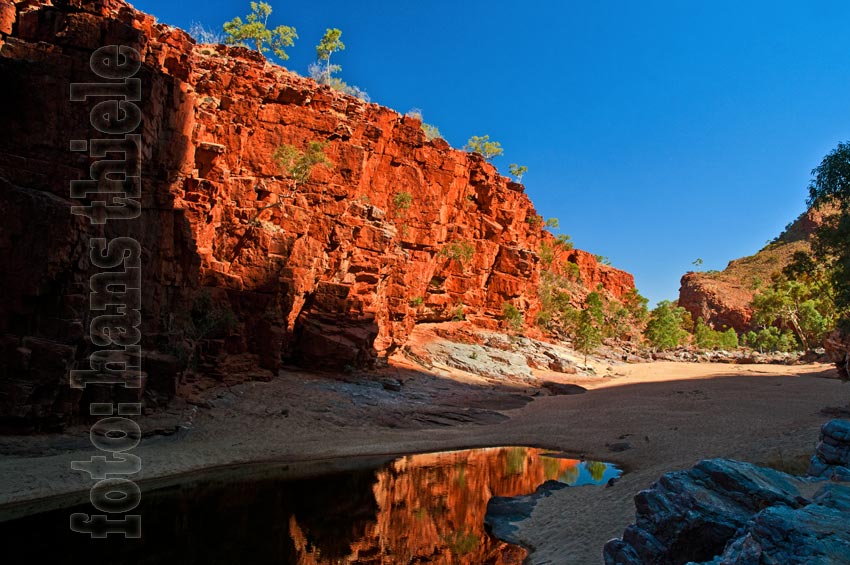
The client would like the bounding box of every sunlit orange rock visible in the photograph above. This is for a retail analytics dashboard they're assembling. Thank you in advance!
[0,0,635,426]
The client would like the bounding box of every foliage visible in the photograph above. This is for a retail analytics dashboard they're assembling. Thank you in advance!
[272,141,331,188]
[452,303,465,321]
[502,302,523,330]
[539,242,555,267]
[464,135,503,160]
[189,22,225,44]
[565,261,581,281]
[644,300,689,350]
[223,2,297,60]
[603,288,649,340]
[808,141,850,210]
[742,327,799,352]
[808,142,850,325]
[307,63,370,101]
[509,163,527,182]
[545,217,560,229]
[623,288,650,325]
[444,529,480,555]
[594,254,612,266]
[585,461,607,482]
[421,123,442,141]
[392,191,412,213]
[556,233,574,249]
[536,271,573,332]
[750,278,835,351]
[315,28,344,85]
[692,257,704,270]
[526,213,542,228]
[439,241,476,266]
[694,318,739,350]
[406,108,442,140]
[410,296,424,307]
[573,292,604,363]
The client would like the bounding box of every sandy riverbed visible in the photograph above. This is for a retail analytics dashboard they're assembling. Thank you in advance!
[0,358,846,563]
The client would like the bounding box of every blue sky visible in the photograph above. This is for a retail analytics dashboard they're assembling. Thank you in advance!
[132,0,850,306]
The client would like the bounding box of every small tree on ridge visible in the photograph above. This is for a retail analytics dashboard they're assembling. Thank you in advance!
[223,2,297,61]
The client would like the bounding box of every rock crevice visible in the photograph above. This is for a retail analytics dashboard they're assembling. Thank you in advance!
[0,0,634,428]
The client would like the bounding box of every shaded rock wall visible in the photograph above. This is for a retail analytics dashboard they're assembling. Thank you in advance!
[0,0,634,428]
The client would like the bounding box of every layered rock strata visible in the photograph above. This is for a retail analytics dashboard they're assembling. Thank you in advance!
[0,0,633,428]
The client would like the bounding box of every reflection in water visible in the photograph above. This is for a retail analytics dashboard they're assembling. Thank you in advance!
[0,447,619,564]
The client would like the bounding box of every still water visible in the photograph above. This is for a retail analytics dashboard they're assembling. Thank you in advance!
[0,446,620,564]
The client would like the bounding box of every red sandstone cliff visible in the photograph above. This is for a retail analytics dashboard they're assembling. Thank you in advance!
[0,0,634,429]
[678,207,830,332]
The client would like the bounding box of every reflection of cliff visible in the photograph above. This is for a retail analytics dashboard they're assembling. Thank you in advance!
[289,447,615,564]
[0,448,616,563]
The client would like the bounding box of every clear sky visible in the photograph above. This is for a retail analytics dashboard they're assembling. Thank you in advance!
[132,0,850,306]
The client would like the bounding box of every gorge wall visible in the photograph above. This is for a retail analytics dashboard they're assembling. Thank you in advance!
[0,0,634,429]
[678,207,829,332]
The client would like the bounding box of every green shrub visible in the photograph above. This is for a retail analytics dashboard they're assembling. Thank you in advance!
[743,327,799,352]
[502,302,523,330]
[694,318,740,350]
[539,242,555,267]
[509,163,527,182]
[645,300,689,350]
[406,108,441,140]
[565,261,581,281]
[439,241,476,266]
[452,303,465,321]
[464,135,503,160]
[555,234,574,249]
[223,2,297,61]
[393,191,412,213]
[273,141,331,188]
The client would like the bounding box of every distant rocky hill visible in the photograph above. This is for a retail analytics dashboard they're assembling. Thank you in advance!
[678,207,831,332]
[0,0,633,429]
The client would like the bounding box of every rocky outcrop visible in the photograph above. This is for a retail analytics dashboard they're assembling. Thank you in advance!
[809,419,850,481]
[0,0,634,429]
[825,330,850,380]
[678,272,754,332]
[604,419,850,565]
[678,207,831,332]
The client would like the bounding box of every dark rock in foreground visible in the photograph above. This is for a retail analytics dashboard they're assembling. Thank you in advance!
[604,419,850,565]
[809,418,850,481]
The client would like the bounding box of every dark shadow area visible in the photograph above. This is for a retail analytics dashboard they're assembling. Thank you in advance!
[0,447,620,564]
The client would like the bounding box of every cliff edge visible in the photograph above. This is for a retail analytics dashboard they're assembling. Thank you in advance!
[0,0,633,429]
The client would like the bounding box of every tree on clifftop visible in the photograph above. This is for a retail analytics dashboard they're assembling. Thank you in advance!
[223,2,297,61]
[464,135,503,160]
[316,28,345,85]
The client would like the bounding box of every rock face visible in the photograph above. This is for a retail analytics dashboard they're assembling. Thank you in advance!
[809,419,850,481]
[604,419,850,565]
[0,0,634,429]
[678,207,830,332]
[825,330,850,380]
